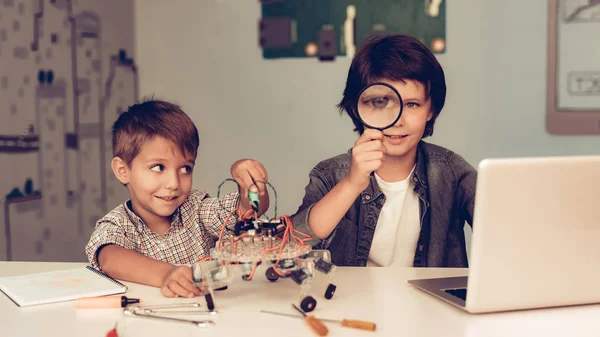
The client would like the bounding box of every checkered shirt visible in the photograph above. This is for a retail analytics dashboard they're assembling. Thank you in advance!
[85,190,238,271]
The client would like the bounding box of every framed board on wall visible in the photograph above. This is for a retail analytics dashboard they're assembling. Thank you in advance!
[259,0,446,62]
[547,0,600,135]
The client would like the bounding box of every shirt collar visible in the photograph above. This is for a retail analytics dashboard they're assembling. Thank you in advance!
[123,199,187,233]
[361,141,429,203]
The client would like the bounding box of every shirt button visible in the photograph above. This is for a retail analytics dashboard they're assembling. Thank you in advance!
[364,195,371,201]
[418,245,424,252]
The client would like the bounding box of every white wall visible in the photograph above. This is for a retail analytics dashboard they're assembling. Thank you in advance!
[474,1,600,158]
[0,0,135,261]
[134,0,600,235]
[135,0,356,216]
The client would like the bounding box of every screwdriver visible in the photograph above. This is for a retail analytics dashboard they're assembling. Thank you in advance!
[292,304,329,336]
[245,170,263,212]
[261,306,377,332]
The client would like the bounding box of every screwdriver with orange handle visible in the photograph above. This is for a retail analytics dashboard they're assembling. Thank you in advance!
[261,305,376,333]
[292,304,376,331]
[292,304,329,336]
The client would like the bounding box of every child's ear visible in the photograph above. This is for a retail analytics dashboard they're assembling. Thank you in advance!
[427,109,434,122]
[111,157,130,184]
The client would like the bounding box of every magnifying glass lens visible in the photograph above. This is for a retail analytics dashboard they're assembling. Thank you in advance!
[357,84,402,130]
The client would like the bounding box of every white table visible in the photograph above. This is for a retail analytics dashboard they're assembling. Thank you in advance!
[1,262,600,337]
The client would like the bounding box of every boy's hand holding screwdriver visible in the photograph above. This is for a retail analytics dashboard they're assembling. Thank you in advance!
[230,159,269,216]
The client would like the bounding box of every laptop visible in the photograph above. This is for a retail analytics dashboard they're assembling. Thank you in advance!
[408,155,600,313]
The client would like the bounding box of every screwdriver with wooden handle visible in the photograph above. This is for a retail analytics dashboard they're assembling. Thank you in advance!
[261,305,376,333]
[292,304,329,336]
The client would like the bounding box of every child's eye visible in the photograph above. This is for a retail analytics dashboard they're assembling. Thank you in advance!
[363,95,400,110]
[150,164,165,172]
[406,102,420,109]
[367,97,390,109]
[180,166,193,174]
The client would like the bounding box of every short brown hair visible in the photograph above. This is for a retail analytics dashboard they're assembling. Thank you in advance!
[112,98,199,165]
[338,34,446,137]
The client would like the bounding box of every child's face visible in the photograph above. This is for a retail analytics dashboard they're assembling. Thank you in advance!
[378,79,433,160]
[125,136,195,227]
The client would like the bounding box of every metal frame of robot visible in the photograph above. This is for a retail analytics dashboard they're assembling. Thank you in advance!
[191,214,338,313]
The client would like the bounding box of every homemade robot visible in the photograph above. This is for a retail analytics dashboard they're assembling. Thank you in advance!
[191,179,338,313]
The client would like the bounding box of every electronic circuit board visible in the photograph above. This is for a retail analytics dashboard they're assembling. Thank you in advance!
[259,0,446,61]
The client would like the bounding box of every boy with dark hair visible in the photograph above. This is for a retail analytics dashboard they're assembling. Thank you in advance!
[292,34,476,268]
[86,99,269,297]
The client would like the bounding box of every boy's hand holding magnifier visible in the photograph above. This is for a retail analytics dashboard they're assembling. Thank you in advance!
[347,83,404,192]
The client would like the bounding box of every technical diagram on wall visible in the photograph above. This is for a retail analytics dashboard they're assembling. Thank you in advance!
[259,0,446,62]
[547,0,600,134]
[0,0,137,261]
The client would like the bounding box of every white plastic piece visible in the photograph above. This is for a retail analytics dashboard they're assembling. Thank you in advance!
[426,0,443,17]
[344,5,356,57]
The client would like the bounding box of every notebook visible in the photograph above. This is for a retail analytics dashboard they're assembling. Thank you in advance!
[0,266,127,307]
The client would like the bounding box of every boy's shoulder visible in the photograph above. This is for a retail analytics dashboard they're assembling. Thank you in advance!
[97,190,210,227]
[99,202,130,225]
[312,142,469,168]
[173,190,212,217]
[94,203,140,237]
[184,189,209,203]
[418,141,476,178]
[419,141,469,164]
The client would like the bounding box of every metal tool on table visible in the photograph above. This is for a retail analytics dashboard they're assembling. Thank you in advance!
[291,304,329,336]
[123,302,217,327]
[261,305,377,332]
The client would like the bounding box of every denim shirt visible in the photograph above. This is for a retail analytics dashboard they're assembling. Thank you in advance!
[291,141,477,267]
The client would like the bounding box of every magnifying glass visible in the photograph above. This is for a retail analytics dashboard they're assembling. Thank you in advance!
[355,83,403,130]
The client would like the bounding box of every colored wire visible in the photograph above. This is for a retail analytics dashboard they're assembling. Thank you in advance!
[217,178,279,219]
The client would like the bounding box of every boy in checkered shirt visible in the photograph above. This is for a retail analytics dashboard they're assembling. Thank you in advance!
[85,99,269,298]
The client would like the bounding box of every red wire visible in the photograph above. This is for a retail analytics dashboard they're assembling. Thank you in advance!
[214,211,314,280]
[217,209,254,248]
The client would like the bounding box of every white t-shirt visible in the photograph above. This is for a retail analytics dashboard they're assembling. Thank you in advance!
[367,168,421,267]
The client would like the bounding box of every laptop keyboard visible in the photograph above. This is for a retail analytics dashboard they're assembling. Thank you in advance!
[444,288,467,300]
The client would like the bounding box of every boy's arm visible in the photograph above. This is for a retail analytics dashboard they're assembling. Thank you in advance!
[97,245,202,298]
[86,221,166,284]
[295,130,384,242]
[97,245,175,286]
[85,220,135,270]
[292,167,363,246]
[291,167,334,247]
[85,221,201,297]
[453,154,478,227]
[309,178,364,239]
